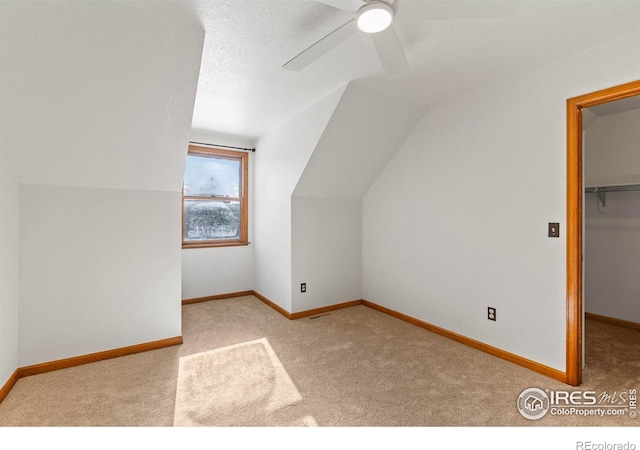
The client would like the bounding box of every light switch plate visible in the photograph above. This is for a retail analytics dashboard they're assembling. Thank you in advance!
[548,223,560,238]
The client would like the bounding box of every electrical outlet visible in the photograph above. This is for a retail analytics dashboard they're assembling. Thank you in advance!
[301,283,306,293]
[488,307,497,321]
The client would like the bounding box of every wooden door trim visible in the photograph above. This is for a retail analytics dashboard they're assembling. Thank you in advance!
[566,79,640,386]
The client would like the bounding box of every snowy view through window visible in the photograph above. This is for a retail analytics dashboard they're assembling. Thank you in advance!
[183,154,241,241]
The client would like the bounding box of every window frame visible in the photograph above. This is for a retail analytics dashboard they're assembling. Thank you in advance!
[182,144,249,249]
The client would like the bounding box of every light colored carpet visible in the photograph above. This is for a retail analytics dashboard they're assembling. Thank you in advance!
[0,295,638,427]
[173,338,314,426]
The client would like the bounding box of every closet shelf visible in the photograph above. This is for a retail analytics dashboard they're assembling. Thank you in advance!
[585,184,640,193]
[585,184,640,208]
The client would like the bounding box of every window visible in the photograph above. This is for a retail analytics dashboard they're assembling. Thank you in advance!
[182,145,248,248]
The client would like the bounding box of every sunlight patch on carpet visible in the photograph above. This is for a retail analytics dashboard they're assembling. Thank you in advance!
[174,338,312,426]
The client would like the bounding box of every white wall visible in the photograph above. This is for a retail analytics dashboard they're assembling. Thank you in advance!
[290,83,424,312]
[0,104,19,386]
[585,109,640,187]
[585,108,640,323]
[181,131,255,299]
[254,85,346,311]
[585,192,640,323]
[19,185,183,366]
[363,31,640,372]
[291,197,362,312]
[182,246,254,299]
[0,1,204,367]
[0,3,25,385]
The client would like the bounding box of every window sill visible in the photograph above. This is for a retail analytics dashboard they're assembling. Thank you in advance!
[182,241,250,250]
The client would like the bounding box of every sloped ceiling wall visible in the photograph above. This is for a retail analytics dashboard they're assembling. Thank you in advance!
[293,82,425,199]
[253,84,347,312]
[0,1,204,367]
[8,1,201,192]
[290,82,425,312]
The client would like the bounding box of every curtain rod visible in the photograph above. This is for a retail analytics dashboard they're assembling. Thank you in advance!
[189,141,256,152]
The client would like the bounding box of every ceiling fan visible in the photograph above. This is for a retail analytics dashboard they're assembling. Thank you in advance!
[283,0,520,76]
[283,0,408,76]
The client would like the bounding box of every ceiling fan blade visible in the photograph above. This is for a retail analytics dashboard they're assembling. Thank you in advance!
[283,19,358,71]
[397,1,521,21]
[315,0,364,14]
[371,25,409,77]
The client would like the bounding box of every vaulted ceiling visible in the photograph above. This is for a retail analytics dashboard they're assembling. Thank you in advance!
[190,0,640,139]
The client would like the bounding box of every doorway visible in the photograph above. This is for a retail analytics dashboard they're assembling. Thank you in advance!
[566,79,640,386]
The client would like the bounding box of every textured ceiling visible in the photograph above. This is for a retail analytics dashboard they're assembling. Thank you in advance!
[189,0,640,140]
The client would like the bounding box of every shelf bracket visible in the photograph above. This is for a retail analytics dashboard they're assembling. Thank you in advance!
[597,190,606,208]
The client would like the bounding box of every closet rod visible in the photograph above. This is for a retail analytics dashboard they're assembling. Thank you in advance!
[585,184,640,194]
[585,184,640,208]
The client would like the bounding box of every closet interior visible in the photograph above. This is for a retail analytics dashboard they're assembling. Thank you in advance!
[584,96,640,337]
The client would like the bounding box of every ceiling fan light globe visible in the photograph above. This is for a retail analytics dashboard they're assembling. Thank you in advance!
[356,2,394,33]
